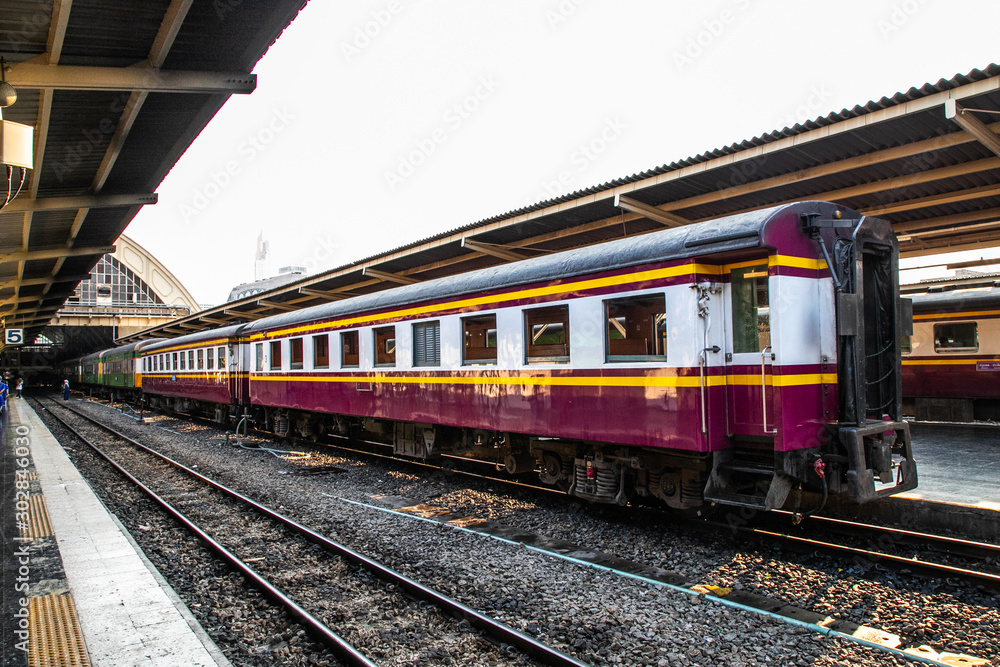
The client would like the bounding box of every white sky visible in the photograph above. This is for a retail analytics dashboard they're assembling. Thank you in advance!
[124,0,1000,305]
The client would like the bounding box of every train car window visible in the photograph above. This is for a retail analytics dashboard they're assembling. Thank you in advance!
[153,356,158,372]
[313,335,330,369]
[933,322,978,353]
[462,314,497,365]
[270,341,282,370]
[412,321,441,367]
[731,265,771,354]
[188,350,195,370]
[605,294,667,362]
[218,347,226,369]
[207,348,215,370]
[172,353,178,370]
[255,343,264,372]
[374,326,396,367]
[525,305,570,363]
[197,349,204,370]
[180,352,186,370]
[290,338,304,370]
[341,331,359,368]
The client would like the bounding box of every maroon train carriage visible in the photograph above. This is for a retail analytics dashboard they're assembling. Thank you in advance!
[140,324,247,423]
[239,201,917,512]
[903,285,1000,422]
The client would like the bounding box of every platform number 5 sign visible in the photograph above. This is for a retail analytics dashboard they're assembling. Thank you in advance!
[5,329,23,345]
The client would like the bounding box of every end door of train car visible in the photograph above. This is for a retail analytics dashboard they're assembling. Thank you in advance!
[702,205,916,510]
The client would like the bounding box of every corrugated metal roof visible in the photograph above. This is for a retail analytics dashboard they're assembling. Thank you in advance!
[118,63,1000,344]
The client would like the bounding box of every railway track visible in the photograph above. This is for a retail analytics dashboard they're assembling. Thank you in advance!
[40,395,1000,665]
[34,396,591,667]
[80,394,1000,591]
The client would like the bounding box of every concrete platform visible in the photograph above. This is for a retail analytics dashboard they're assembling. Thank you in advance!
[821,421,1000,542]
[900,422,1000,510]
[1,399,230,667]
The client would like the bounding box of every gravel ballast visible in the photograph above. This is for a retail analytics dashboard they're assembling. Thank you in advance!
[36,397,999,666]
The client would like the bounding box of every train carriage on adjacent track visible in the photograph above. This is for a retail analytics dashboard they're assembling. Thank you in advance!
[902,285,1000,421]
[139,324,247,422]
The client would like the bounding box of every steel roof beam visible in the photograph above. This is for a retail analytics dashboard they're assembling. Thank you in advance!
[0,246,114,262]
[7,63,256,94]
[362,268,421,285]
[297,287,351,300]
[3,193,157,213]
[900,232,1000,258]
[0,274,90,289]
[256,299,298,312]
[897,218,1000,242]
[46,0,73,63]
[946,100,1000,158]
[860,183,1000,216]
[613,195,689,227]
[891,207,1000,234]
[461,238,529,261]
[92,0,195,194]
[2,305,61,321]
[0,295,43,306]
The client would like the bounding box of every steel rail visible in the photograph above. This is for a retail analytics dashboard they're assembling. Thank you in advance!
[770,510,1000,562]
[33,398,377,667]
[76,396,999,590]
[702,519,1000,589]
[41,397,592,667]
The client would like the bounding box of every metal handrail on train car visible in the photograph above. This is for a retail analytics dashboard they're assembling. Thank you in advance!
[761,346,777,434]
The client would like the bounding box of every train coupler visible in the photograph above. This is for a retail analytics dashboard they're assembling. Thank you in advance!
[839,420,918,503]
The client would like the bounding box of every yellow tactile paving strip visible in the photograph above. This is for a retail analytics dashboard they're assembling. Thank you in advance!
[19,495,53,541]
[27,593,91,667]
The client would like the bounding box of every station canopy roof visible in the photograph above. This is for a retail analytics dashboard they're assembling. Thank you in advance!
[0,0,310,345]
[118,63,1000,343]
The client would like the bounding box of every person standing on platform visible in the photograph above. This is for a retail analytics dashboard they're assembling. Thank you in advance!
[62,379,70,400]
[15,377,23,398]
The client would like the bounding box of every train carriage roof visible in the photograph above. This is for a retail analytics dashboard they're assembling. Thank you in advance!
[910,285,1000,312]
[141,323,248,353]
[244,201,852,335]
